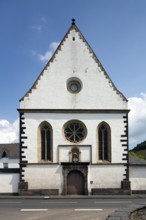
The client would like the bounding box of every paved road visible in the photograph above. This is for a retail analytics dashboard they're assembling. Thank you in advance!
[0,198,146,220]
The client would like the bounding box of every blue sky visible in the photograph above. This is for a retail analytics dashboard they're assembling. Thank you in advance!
[0,0,146,148]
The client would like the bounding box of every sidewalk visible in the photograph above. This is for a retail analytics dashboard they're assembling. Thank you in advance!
[0,194,146,199]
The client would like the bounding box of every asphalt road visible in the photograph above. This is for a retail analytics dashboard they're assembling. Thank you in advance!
[0,198,146,220]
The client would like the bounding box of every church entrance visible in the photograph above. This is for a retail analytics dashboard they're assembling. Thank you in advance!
[67,171,84,195]
[61,162,89,195]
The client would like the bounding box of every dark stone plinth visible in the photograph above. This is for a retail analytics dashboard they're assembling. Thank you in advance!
[19,181,28,190]
[18,181,59,195]
[92,188,131,195]
[132,190,146,194]
[121,180,131,190]
[19,188,59,196]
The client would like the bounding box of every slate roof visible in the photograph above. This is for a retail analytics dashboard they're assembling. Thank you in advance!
[0,143,19,159]
[129,155,146,165]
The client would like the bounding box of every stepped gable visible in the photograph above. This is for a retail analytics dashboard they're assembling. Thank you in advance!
[20,19,127,103]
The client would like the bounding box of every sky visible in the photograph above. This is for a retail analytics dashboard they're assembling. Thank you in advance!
[0,0,146,149]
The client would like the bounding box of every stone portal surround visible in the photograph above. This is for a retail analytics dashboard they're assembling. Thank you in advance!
[61,162,89,195]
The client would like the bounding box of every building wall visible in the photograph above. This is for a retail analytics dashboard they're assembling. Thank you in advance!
[22,164,125,194]
[88,165,125,191]
[130,166,146,190]
[59,145,91,163]
[19,23,129,194]
[20,111,128,193]
[20,29,127,110]
[0,158,19,194]
[24,165,62,193]
[21,112,127,164]
[0,174,19,193]
[0,158,19,168]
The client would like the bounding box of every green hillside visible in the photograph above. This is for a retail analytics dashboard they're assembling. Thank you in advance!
[129,140,146,160]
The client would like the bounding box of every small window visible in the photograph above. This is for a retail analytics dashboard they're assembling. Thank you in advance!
[67,78,82,94]
[3,163,8,169]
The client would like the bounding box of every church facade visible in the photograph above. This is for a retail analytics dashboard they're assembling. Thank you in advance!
[18,19,131,195]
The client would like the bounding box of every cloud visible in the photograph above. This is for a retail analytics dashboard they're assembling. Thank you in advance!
[31,49,37,56]
[31,25,42,31]
[128,93,146,149]
[31,17,47,32]
[39,51,52,62]
[39,41,60,62]
[41,17,47,22]
[0,119,19,143]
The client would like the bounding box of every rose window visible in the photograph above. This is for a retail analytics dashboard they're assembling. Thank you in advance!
[64,121,87,143]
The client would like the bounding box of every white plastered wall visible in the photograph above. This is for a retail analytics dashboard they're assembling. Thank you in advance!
[23,164,125,193]
[0,174,19,193]
[59,145,91,163]
[0,158,19,168]
[130,166,146,190]
[22,112,126,164]
[19,25,129,193]
[88,165,125,192]
[24,165,63,193]
[21,112,127,191]
[20,29,127,110]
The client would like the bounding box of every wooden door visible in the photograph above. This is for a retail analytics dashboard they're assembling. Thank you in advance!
[67,171,84,195]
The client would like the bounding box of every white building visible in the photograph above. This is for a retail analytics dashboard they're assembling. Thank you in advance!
[129,155,146,194]
[0,144,19,194]
[18,19,131,195]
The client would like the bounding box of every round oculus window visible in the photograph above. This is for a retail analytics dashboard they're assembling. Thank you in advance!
[64,120,87,143]
[67,79,81,93]
[70,83,78,92]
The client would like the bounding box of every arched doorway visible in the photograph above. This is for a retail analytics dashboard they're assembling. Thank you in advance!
[67,171,84,195]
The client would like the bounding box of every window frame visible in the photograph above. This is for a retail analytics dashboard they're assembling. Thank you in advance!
[67,77,82,94]
[38,121,53,162]
[64,120,87,143]
[97,122,111,162]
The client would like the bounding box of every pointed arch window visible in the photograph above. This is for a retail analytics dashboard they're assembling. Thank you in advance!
[98,122,111,162]
[39,122,53,162]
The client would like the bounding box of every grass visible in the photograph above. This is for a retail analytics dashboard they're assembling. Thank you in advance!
[129,150,146,160]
